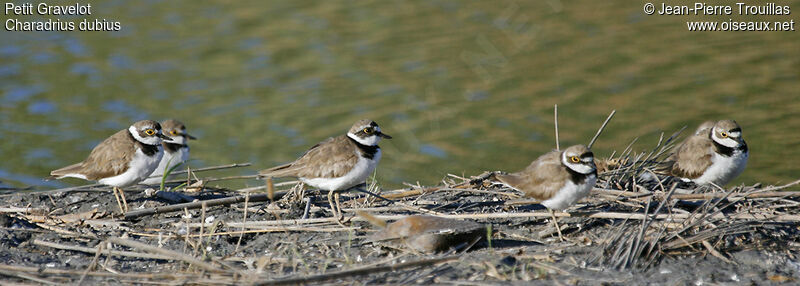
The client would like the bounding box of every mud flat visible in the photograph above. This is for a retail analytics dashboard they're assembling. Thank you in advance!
[1,164,799,285]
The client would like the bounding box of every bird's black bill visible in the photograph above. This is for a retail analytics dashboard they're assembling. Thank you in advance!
[158,133,171,140]
[185,133,197,140]
[378,132,392,139]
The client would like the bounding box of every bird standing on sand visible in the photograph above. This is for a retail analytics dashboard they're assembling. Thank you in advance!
[258,119,392,220]
[49,120,170,213]
[495,144,598,240]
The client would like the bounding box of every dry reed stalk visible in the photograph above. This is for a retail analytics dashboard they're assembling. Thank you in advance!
[107,237,224,273]
[554,104,560,150]
[0,207,45,214]
[166,162,251,176]
[0,264,229,281]
[234,192,250,252]
[34,239,172,260]
[133,226,361,239]
[266,177,275,201]
[233,184,287,193]
[591,188,652,198]
[588,109,616,149]
[124,192,284,220]
[0,268,59,285]
[254,254,461,285]
[669,190,800,200]
[76,243,103,286]
[194,201,207,257]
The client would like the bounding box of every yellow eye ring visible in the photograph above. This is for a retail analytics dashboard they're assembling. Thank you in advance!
[720,131,728,138]
[171,130,179,136]
[570,156,580,163]
[145,129,155,136]
[363,128,371,134]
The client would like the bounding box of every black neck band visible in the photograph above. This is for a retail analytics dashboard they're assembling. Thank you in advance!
[348,137,379,159]
[129,132,160,156]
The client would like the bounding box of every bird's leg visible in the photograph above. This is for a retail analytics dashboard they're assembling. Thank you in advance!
[118,187,129,212]
[327,190,340,221]
[334,191,345,221]
[301,196,311,220]
[112,187,125,214]
[549,209,565,241]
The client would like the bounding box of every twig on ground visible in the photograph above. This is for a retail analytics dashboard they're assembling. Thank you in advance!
[254,254,461,285]
[107,237,224,273]
[124,192,285,220]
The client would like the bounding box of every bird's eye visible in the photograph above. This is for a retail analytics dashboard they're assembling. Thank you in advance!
[720,131,728,138]
[363,128,372,134]
[145,129,155,136]
[570,156,580,163]
[171,130,179,136]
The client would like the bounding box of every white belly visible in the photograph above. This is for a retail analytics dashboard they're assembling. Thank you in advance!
[541,174,597,210]
[141,147,189,184]
[693,150,748,186]
[99,148,163,187]
[301,150,381,191]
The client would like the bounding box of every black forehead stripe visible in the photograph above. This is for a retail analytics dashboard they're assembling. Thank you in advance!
[354,128,369,136]
[369,121,378,127]
[729,127,741,132]
[581,152,594,158]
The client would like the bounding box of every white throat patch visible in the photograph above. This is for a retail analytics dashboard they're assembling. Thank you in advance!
[165,135,186,145]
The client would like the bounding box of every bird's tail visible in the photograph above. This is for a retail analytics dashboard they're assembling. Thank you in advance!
[48,163,84,180]
[257,163,297,179]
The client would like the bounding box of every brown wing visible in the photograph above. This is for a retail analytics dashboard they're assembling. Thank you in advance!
[496,150,569,201]
[51,130,136,180]
[668,133,713,179]
[259,135,359,179]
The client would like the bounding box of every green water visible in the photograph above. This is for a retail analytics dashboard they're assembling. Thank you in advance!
[1,1,799,190]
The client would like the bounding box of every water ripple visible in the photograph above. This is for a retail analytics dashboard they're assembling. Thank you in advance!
[27,100,57,114]
[419,143,447,158]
